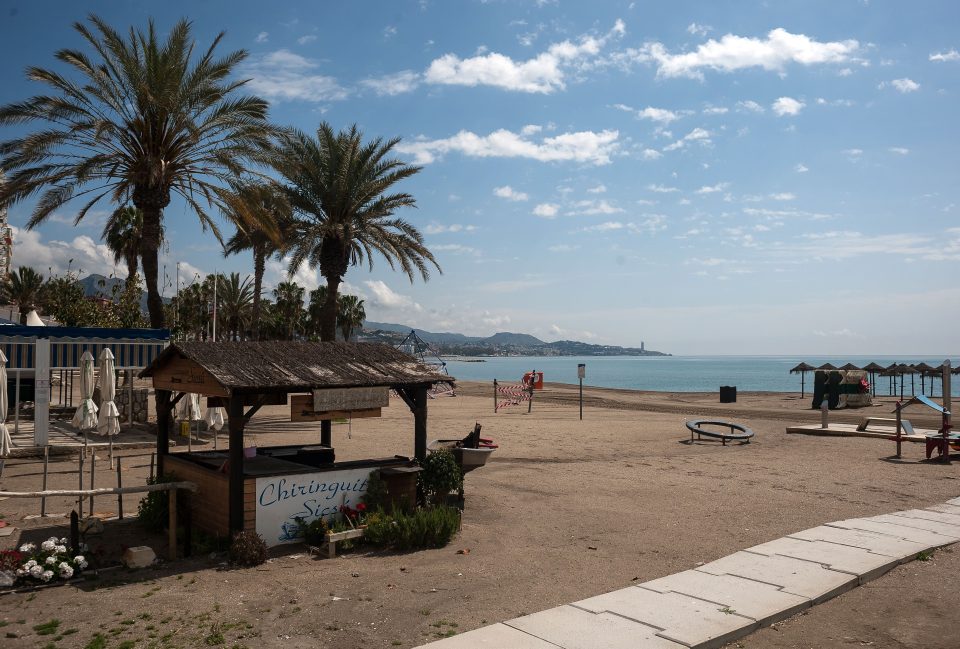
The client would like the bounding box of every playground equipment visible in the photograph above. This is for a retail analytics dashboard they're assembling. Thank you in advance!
[396,330,455,398]
[892,395,955,460]
[685,419,755,445]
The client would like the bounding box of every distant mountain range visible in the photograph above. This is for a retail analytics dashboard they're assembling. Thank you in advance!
[362,321,669,357]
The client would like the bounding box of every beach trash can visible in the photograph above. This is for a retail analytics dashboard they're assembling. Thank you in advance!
[719,386,737,403]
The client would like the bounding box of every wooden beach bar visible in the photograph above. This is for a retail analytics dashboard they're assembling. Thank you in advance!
[139,341,452,546]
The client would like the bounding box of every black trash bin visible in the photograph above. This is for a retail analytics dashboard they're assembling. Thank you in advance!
[719,385,737,403]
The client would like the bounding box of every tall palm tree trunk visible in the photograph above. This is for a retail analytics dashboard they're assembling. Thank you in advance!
[320,276,341,342]
[125,254,138,285]
[136,193,169,329]
[252,244,265,340]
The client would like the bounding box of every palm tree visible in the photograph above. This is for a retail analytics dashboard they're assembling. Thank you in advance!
[337,294,366,342]
[217,273,254,341]
[103,205,163,284]
[222,182,291,339]
[271,123,439,341]
[273,281,305,340]
[307,286,328,338]
[0,16,274,329]
[1,267,45,324]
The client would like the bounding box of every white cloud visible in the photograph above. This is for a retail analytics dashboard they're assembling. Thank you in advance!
[587,184,607,194]
[360,70,421,95]
[532,203,559,218]
[736,100,765,113]
[569,199,624,215]
[702,105,728,115]
[255,32,269,43]
[686,23,712,37]
[772,96,805,116]
[297,35,317,45]
[424,223,477,234]
[493,185,529,201]
[663,127,711,152]
[581,216,666,234]
[520,124,543,136]
[641,148,663,160]
[633,106,683,123]
[883,78,920,93]
[694,182,730,194]
[11,227,121,279]
[769,192,796,201]
[888,147,910,155]
[244,50,349,102]
[432,243,479,256]
[548,244,580,252]
[639,28,859,79]
[396,127,620,165]
[795,163,809,173]
[791,231,934,260]
[647,184,679,193]
[424,20,625,93]
[364,280,421,310]
[930,49,960,62]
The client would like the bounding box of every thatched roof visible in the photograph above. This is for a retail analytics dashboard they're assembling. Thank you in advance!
[839,362,862,371]
[141,341,453,394]
[912,362,935,372]
[862,362,886,372]
[789,362,816,373]
[817,362,838,370]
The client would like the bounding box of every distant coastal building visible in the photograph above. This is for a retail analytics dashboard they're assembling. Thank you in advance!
[0,171,10,277]
[641,341,645,352]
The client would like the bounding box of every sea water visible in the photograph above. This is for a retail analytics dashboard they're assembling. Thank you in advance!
[441,355,960,396]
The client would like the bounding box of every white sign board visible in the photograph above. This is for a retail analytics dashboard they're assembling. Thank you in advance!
[577,363,586,380]
[256,468,371,547]
[312,386,389,412]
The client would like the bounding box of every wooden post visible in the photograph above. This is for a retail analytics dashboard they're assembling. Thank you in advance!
[895,402,903,458]
[89,453,96,513]
[116,456,124,519]
[156,389,171,477]
[70,511,79,554]
[149,452,155,482]
[493,380,498,413]
[321,419,332,448]
[40,446,49,517]
[228,396,245,533]
[413,385,428,461]
[77,454,84,519]
[168,488,178,561]
[527,382,534,413]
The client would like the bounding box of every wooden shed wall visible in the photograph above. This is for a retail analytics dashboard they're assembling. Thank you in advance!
[164,455,255,537]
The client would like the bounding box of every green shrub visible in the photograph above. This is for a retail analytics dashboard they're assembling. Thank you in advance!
[294,516,329,547]
[227,531,268,567]
[420,450,463,505]
[136,475,177,532]
[362,470,390,511]
[364,507,460,551]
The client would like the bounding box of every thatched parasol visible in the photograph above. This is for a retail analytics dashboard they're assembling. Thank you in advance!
[898,363,917,396]
[818,362,838,370]
[789,362,816,397]
[912,362,934,394]
[839,362,862,371]
[862,362,885,396]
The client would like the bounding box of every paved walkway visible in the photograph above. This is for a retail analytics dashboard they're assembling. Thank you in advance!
[418,497,960,649]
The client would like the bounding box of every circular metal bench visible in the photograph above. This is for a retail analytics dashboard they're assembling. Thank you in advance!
[685,419,754,445]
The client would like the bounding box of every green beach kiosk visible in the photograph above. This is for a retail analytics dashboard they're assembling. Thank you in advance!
[139,341,452,546]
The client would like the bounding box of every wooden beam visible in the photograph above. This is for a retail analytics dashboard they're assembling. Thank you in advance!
[394,387,415,412]
[290,395,381,421]
[228,396,245,534]
[151,355,229,397]
[413,385,428,461]
[156,389,172,477]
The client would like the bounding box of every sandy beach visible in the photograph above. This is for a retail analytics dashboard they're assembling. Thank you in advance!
[1,381,957,648]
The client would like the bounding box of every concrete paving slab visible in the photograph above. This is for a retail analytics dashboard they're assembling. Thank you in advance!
[506,605,685,649]
[946,496,960,506]
[891,509,960,529]
[639,570,810,625]
[746,537,900,582]
[698,551,857,603]
[416,623,561,648]
[924,503,960,517]
[827,517,960,547]
[869,512,960,537]
[574,586,758,649]
[789,524,929,558]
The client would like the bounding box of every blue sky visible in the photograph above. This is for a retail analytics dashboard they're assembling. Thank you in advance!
[1,0,958,354]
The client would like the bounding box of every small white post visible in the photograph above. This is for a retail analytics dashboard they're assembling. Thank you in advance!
[820,396,829,429]
[34,337,50,446]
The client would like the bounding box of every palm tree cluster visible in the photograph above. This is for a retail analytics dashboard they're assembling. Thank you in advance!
[169,273,365,343]
[0,14,438,343]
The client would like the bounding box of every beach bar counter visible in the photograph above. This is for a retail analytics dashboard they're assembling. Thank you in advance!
[139,341,452,546]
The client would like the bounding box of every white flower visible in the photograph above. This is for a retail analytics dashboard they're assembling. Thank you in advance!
[74,556,88,569]
[19,542,36,553]
[45,556,57,565]
[54,544,67,554]
[23,559,38,569]
[29,565,43,578]
[41,540,56,552]
[59,537,68,545]
[58,564,74,579]
[41,570,53,582]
